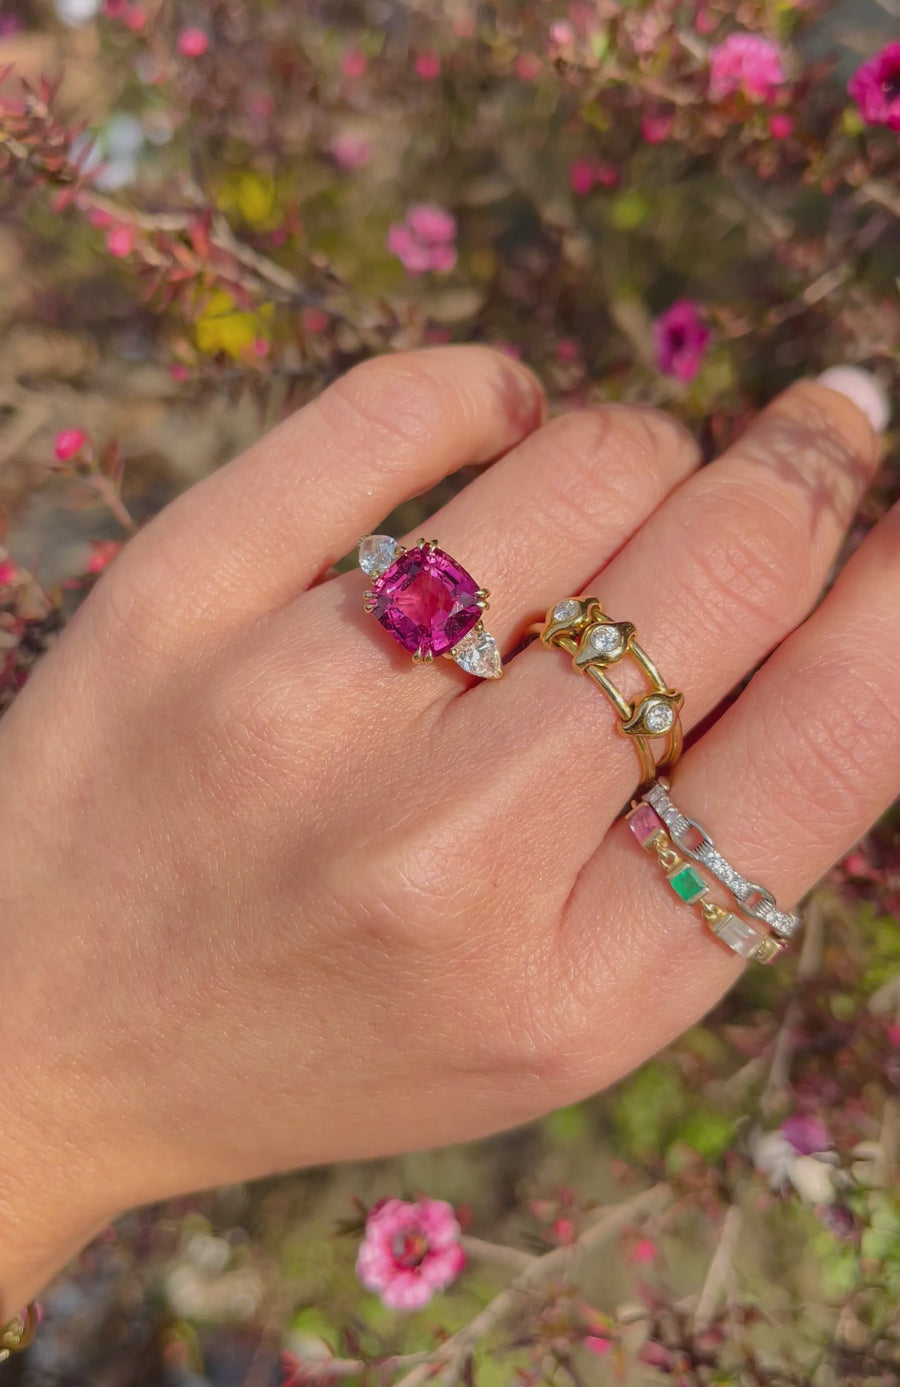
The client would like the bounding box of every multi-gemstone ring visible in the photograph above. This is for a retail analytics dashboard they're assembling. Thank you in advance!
[358,535,502,679]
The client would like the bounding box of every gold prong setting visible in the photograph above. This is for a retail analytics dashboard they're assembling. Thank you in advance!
[357,534,502,679]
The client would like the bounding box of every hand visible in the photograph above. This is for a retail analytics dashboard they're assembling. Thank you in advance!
[0,348,894,1310]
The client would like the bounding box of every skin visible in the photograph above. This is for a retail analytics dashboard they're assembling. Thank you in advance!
[0,346,897,1315]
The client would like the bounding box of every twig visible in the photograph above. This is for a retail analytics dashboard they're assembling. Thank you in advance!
[760,895,826,1117]
[858,180,900,220]
[693,1205,742,1331]
[392,1185,672,1387]
[460,1236,538,1273]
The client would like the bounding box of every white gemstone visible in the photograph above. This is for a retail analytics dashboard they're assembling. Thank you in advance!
[552,599,581,623]
[358,534,400,578]
[587,624,621,655]
[712,913,766,960]
[452,628,502,679]
[643,702,674,734]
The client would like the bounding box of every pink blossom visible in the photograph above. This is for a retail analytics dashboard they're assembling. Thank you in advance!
[414,51,441,81]
[781,1114,830,1156]
[106,224,134,257]
[54,428,88,461]
[569,158,619,195]
[888,1023,900,1048]
[585,1335,612,1356]
[552,1216,575,1245]
[695,6,717,35]
[848,43,900,132]
[769,112,794,139]
[556,339,580,363]
[0,559,17,586]
[124,4,147,31]
[86,540,122,574]
[356,1198,465,1311]
[388,204,457,275]
[641,110,674,144]
[653,300,710,381]
[301,307,330,334]
[629,1237,658,1264]
[516,53,541,81]
[709,33,787,103]
[177,27,209,58]
[341,46,368,80]
[548,20,574,54]
[330,131,372,170]
[569,159,596,197]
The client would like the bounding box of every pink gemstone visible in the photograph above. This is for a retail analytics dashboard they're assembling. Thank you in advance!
[626,803,665,848]
[372,546,482,658]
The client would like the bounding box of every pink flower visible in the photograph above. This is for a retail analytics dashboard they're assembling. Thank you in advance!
[341,46,368,80]
[569,158,618,195]
[769,112,794,139]
[516,53,541,81]
[548,20,575,55]
[330,131,372,170]
[848,43,900,132]
[177,27,209,58]
[585,1335,612,1356]
[86,540,122,574]
[124,4,147,31]
[54,428,88,461]
[301,307,330,334]
[641,110,675,144]
[356,1198,465,1311]
[106,224,134,257]
[888,1023,900,1048]
[782,1114,830,1156]
[629,1237,658,1265]
[388,204,457,275]
[653,300,710,382]
[0,559,17,586]
[709,33,786,103]
[414,51,441,81]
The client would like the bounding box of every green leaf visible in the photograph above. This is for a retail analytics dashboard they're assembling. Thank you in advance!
[609,191,651,230]
[672,1110,735,1162]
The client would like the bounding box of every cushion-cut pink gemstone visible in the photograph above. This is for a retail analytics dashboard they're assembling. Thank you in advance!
[626,803,665,848]
[372,546,482,658]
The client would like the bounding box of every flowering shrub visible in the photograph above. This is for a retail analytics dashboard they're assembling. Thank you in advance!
[0,2,898,1384]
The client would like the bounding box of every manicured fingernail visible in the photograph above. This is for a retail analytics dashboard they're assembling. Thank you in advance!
[816,366,890,435]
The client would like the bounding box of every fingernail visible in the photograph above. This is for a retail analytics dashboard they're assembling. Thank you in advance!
[816,366,890,435]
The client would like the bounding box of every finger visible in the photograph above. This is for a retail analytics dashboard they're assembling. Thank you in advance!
[550,488,900,1097]
[454,375,884,873]
[394,404,700,647]
[92,347,546,639]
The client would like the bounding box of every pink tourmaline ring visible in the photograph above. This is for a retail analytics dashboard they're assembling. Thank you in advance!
[357,535,503,679]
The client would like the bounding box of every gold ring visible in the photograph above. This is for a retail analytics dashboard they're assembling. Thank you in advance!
[530,597,683,786]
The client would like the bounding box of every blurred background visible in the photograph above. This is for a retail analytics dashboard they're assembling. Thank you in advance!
[1,2,898,1383]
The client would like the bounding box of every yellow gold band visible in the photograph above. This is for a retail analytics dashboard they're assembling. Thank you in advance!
[530,597,683,787]
[0,1304,39,1362]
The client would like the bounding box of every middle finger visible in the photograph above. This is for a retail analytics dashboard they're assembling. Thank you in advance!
[453,377,882,874]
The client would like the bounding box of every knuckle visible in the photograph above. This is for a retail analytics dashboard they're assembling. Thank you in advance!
[766,648,900,839]
[316,354,459,456]
[202,656,318,790]
[673,480,811,639]
[536,405,697,529]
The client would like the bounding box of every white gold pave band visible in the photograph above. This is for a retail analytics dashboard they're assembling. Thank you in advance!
[642,780,801,940]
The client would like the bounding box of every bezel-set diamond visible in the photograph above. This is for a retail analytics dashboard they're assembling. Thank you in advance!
[357,535,502,679]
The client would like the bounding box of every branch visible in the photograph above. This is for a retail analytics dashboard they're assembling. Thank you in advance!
[760,893,826,1117]
[693,1204,741,1331]
[391,1185,672,1387]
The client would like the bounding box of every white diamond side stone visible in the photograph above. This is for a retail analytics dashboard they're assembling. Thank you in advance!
[452,628,502,679]
[552,599,581,623]
[358,534,400,578]
[712,913,766,960]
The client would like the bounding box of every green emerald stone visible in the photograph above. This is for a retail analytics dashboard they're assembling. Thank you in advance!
[667,864,708,904]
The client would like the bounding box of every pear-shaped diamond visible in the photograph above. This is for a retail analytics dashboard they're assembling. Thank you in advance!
[451,627,502,679]
[358,534,401,578]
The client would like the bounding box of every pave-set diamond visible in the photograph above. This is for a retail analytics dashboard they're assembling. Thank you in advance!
[643,780,800,939]
[625,798,787,966]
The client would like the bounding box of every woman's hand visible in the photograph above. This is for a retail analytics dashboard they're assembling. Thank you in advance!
[0,347,894,1310]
